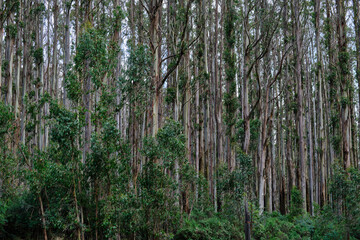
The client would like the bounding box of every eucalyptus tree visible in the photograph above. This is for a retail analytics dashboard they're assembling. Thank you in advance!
[224,0,236,172]
[293,0,307,211]
[354,0,360,165]
[1,0,360,239]
[336,0,351,170]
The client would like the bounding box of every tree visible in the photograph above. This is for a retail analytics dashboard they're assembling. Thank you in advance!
[1,0,360,239]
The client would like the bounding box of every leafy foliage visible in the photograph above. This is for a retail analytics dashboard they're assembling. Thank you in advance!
[174,212,243,240]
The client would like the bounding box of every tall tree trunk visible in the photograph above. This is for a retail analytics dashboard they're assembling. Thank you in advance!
[20,2,31,145]
[52,0,58,100]
[14,35,20,119]
[184,31,191,164]
[243,0,250,154]
[83,0,92,163]
[35,0,44,151]
[283,0,294,212]
[63,0,71,106]
[195,47,200,199]
[353,0,360,168]
[224,0,236,171]
[259,79,271,214]
[5,20,15,106]
[150,0,162,137]
[38,194,48,240]
[314,0,326,207]
[213,0,220,211]
[336,0,351,169]
[306,57,314,215]
[244,197,251,240]
[0,26,2,99]
[293,0,307,211]
[323,0,335,206]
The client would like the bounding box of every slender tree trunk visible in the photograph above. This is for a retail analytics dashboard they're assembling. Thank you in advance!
[195,49,200,199]
[73,177,81,240]
[219,0,225,167]
[306,57,314,215]
[283,0,294,212]
[203,0,210,181]
[259,82,271,214]
[5,26,15,106]
[267,115,274,213]
[336,0,351,169]
[0,25,3,99]
[323,0,335,206]
[243,0,250,154]
[52,0,58,99]
[184,33,191,164]
[14,41,20,119]
[150,0,162,137]
[244,197,251,240]
[63,0,71,106]
[224,0,236,171]
[20,3,30,144]
[33,0,44,151]
[293,0,307,211]
[353,0,360,168]
[38,194,48,240]
[213,0,220,211]
[314,0,326,207]
[115,0,123,135]
[82,1,92,163]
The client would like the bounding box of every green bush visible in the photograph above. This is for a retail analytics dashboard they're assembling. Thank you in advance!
[174,213,243,240]
[253,212,312,240]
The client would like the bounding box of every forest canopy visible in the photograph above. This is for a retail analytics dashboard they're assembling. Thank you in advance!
[0,0,360,239]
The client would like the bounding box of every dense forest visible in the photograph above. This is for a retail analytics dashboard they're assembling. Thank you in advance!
[0,0,360,239]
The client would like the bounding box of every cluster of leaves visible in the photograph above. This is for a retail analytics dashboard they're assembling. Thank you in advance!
[253,211,313,240]
[217,151,253,218]
[1,95,360,240]
[252,173,360,240]
[236,118,261,151]
[119,44,151,119]
[134,120,186,239]
[329,164,360,238]
[0,102,16,234]
[174,210,243,240]
[66,27,118,104]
